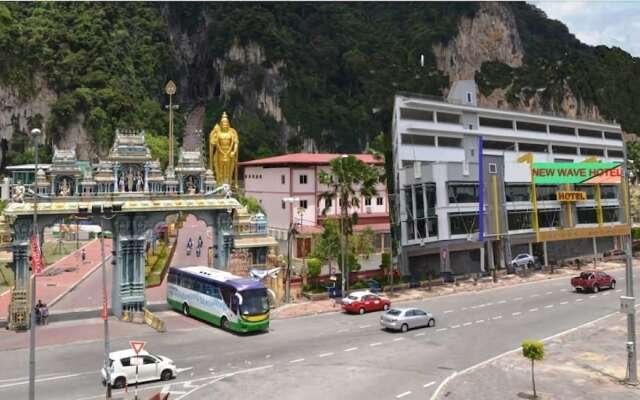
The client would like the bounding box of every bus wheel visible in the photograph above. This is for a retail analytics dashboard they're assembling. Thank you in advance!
[182,303,190,316]
[221,317,230,331]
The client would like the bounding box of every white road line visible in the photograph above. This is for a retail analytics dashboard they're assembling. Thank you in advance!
[359,324,372,329]
[415,332,426,337]
[463,322,472,326]
[545,291,553,295]
[289,358,304,363]
[602,292,610,296]
[396,391,412,398]
[576,299,584,302]
[344,347,358,352]
[589,295,597,299]
[461,307,468,311]
[318,352,334,358]
[370,342,383,347]
[544,305,554,309]
[424,381,436,388]
[486,302,494,306]
[451,324,461,329]
[337,328,349,333]
[393,337,405,342]
[492,315,503,320]
[497,300,507,304]
[176,367,194,373]
[475,319,485,323]
[616,289,623,293]
[436,328,447,332]
[530,294,540,298]
[560,288,568,291]
[514,297,523,301]
[529,308,539,312]
[560,301,569,305]
[443,310,453,314]
[0,372,89,389]
[512,312,521,316]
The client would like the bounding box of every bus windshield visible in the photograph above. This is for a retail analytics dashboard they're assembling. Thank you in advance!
[239,289,269,315]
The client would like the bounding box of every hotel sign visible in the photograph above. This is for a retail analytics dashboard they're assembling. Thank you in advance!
[532,162,622,184]
[538,224,630,242]
[556,191,587,202]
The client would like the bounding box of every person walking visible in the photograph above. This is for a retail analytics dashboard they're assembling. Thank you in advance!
[81,248,86,264]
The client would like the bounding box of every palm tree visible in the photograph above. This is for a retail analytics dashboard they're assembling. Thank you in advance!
[318,155,380,295]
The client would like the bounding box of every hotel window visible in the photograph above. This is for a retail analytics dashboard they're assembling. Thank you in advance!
[365,197,371,206]
[603,207,620,223]
[479,117,513,130]
[299,174,308,184]
[574,185,595,200]
[538,209,561,228]
[508,210,532,231]
[484,140,514,150]
[604,131,622,141]
[578,129,602,139]
[505,184,530,202]
[438,136,463,148]
[401,134,435,146]
[281,201,286,209]
[577,207,597,224]
[519,142,548,153]
[449,213,479,235]
[447,182,479,203]
[400,108,434,122]
[299,200,308,209]
[404,187,415,241]
[376,197,384,206]
[549,125,575,136]
[436,112,461,124]
[580,147,604,156]
[600,185,618,199]
[536,185,558,201]
[516,121,547,133]
[552,145,577,155]
[608,149,624,158]
[281,175,286,184]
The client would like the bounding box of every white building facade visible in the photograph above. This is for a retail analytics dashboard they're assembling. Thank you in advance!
[392,81,628,278]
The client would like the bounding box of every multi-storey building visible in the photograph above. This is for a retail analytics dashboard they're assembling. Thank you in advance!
[392,81,628,278]
[240,153,390,271]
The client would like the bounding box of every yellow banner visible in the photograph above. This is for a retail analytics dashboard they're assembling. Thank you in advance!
[538,225,630,242]
[556,191,587,202]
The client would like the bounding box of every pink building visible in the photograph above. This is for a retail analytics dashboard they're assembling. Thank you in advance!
[239,153,391,270]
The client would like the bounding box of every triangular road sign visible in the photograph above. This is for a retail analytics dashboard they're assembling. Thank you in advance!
[130,340,146,355]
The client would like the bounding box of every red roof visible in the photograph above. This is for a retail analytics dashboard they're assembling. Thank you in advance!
[239,153,384,166]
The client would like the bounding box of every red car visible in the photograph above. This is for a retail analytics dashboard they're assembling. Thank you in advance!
[571,271,616,293]
[341,291,391,315]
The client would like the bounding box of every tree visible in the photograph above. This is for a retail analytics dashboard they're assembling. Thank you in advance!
[306,257,322,289]
[522,340,544,398]
[145,132,169,170]
[312,219,341,278]
[318,155,380,294]
[237,193,265,215]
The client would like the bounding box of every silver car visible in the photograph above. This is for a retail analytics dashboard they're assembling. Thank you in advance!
[380,307,435,332]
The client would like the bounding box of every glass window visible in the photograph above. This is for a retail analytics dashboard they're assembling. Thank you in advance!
[603,207,620,223]
[325,197,332,208]
[549,125,575,136]
[448,182,479,203]
[505,184,530,202]
[552,145,577,155]
[508,210,532,230]
[400,108,434,121]
[519,142,548,153]
[376,197,384,206]
[299,175,307,184]
[577,207,597,224]
[479,117,513,130]
[578,129,602,139]
[449,213,479,235]
[121,358,131,367]
[415,185,424,219]
[401,134,435,146]
[516,121,547,133]
[281,175,286,184]
[281,201,285,209]
[143,356,157,365]
[580,147,604,156]
[404,187,415,240]
[608,149,624,158]
[484,140,515,150]
[538,209,560,228]
[299,200,308,209]
[365,197,371,206]
[574,185,595,199]
[437,112,461,124]
[604,131,622,141]
[438,136,462,148]
[536,185,558,201]
[600,185,618,199]
[239,289,269,315]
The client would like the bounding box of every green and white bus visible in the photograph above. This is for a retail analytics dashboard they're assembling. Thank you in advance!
[167,266,270,333]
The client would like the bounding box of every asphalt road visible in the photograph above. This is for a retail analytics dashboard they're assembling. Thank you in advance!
[0,268,635,400]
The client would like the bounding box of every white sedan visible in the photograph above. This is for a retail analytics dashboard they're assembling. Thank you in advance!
[101,349,177,389]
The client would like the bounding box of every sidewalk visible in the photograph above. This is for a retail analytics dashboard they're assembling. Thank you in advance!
[0,239,112,320]
[271,260,631,320]
[434,310,640,400]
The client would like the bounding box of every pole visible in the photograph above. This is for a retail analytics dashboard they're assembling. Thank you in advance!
[623,164,638,384]
[28,131,39,400]
[340,208,346,297]
[100,220,112,398]
[286,225,291,303]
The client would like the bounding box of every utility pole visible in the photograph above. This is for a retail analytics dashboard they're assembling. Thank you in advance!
[28,128,41,400]
[283,197,299,303]
[165,80,177,170]
[99,218,112,398]
[623,161,638,384]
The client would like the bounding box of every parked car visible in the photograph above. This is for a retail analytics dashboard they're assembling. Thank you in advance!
[511,253,537,270]
[571,271,616,293]
[341,291,391,314]
[101,349,177,389]
[380,307,435,332]
[366,279,382,293]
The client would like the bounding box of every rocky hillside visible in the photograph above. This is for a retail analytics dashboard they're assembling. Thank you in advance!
[0,2,638,168]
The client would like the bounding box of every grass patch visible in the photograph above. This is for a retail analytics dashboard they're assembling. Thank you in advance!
[0,263,13,292]
[42,240,87,266]
[146,242,172,287]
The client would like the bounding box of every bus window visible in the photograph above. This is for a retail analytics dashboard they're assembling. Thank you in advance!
[167,271,177,284]
[220,287,234,308]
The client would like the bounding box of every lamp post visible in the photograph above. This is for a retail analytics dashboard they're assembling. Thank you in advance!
[623,160,638,384]
[339,154,348,297]
[283,196,299,303]
[164,81,179,170]
[28,128,41,400]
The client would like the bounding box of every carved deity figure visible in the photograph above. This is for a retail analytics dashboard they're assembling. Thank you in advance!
[186,176,196,195]
[12,181,25,203]
[126,168,134,192]
[209,112,238,186]
[59,178,71,197]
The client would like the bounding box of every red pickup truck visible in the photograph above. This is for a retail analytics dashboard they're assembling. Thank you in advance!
[571,271,616,293]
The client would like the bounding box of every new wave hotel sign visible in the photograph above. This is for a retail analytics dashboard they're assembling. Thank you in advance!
[532,162,622,184]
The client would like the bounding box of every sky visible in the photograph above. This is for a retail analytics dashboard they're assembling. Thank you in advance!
[530,1,640,57]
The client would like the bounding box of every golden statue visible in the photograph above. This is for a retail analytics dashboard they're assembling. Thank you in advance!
[209,112,239,185]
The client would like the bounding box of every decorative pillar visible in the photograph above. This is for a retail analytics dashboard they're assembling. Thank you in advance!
[8,218,31,331]
[144,163,149,192]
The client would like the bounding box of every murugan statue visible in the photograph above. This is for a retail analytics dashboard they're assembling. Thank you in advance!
[59,178,71,197]
[209,112,238,186]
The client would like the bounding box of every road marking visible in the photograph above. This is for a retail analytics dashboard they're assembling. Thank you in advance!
[576,299,584,302]
[396,391,412,398]
[289,358,305,363]
[424,381,436,388]
[451,324,461,329]
[529,308,539,312]
[443,310,453,314]
[492,315,502,320]
[560,301,568,305]
[370,342,383,347]
[463,322,472,326]
[616,289,623,293]
[560,288,568,291]
[337,328,349,333]
[344,347,358,352]
[486,302,494,306]
[602,292,610,296]
[461,307,468,310]
[512,312,521,316]
[475,319,485,323]
[530,294,540,298]
[436,328,447,332]
[393,337,405,342]
[497,300,507,304]
[359,324,372,329]
[514,297,523,301]
[415,332,426,337]
[318,352,334,357]
[589,295,597,299]
[544,305,554,309]
[176,367,193,374]
[0,372,90,389]
[173,365,274,400]
[545,291,553,295]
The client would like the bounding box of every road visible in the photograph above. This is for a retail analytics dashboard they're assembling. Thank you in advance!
[0,268,634,400]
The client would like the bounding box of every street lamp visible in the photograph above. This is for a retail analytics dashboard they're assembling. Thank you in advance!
[283,196,299,303]
[622,160,638,384]
[28,128,41,400]
[339,155,348,297]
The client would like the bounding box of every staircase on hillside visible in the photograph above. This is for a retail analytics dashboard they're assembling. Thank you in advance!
[183,105,205,152]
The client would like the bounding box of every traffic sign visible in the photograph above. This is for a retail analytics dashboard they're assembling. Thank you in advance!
[130,340,146,355]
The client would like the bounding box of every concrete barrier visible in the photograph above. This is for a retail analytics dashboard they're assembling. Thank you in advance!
[144,308,166,332]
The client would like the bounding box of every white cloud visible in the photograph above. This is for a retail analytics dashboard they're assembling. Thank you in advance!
[530,1,640,56]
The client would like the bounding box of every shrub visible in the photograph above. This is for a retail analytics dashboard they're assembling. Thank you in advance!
[522,340,544,398]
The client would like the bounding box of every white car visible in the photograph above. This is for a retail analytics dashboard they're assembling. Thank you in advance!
[101,349,177,389]
[511,253,536,269]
